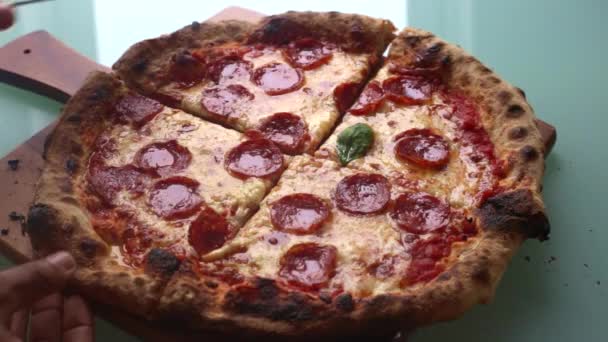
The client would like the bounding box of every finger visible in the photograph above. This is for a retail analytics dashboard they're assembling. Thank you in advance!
[29,293,63,342]
[0,3,15,30]
[62,295,94,342]
[0,251,76,320]
[9,310,28,340]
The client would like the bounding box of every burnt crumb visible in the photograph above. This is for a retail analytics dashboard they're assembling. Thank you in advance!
[596,281,601,286]
[563,283,569,287]
[9,211,25,222]
[584,263,589,268]
[7,159,20,171]
[524,256,531,262]
[589,229,593,232]
[65,159,78,174]
[190,21,201,30]
[335,293,355,312]
[546,256,557,264]
[1,228,8,236]
[204,280,218,289]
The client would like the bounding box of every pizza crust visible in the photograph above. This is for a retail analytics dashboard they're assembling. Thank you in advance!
[27,72,170,317]
[113,20,253,98]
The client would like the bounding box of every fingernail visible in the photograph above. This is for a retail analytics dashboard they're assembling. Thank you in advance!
[45,251,76,273]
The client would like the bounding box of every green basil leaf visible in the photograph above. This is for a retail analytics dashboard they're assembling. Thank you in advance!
[336,123,374,166]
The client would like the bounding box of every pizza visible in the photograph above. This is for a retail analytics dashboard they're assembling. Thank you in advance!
[26,11,550,340]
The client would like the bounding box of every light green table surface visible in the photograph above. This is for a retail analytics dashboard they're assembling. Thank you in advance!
[1,1,606,341]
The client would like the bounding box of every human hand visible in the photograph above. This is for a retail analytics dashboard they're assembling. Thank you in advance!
[0,1,15,30]
[0,251,94,342]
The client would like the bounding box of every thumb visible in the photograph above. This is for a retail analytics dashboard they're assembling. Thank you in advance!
[0,251,76,319]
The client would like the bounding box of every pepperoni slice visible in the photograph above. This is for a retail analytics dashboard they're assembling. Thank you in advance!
[115,93,163,128]
[390,192,450,234]
[394,128,450,169]
[282,38,333,70]
[270,193,330,235]
[206,56,252,84]
[333,82,360,113]
[252,62,304,95]
[87,157,147,205]
[258,112,309,154]
[148,176,202,220]
[134,140,191,176]
[169,50,206,88]
[188,206,234,255]
[382,76,433,105]
[201,84,254,121]
[405,236,450,284]
[335,173,390,215]
[278,243,337,290]
[349,81,384,115]
[225,139,284,179]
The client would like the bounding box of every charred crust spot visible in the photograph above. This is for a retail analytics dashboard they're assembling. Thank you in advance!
[336,293,355,312]
[190,21,201,30]
[497,90,513,105]
[225,284,314,322]
[132,59,148,73]
[27,204,59,243]
[134,277,145,287]
[204,280,218,289]
[477,189,550,240]
[472,267,491,284]
[144,248,181,277]
[506,104,525,118]
[521,145,539,161]
[87,86,110,102]
[509,126,528,140]
[7,159,20,171]
[488,76,501,84]
[478,65,492,74]
[254,278,279,300]
[66,114,81,123]
[405,36,421,47]
[79,237,100,258]
[459,74,472,87]
[319,292,332,304]
[437,271,452,282]
[65,159,78,174]
[516,87,526,99]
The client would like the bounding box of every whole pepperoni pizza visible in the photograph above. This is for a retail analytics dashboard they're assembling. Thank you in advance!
[27,11,550,340]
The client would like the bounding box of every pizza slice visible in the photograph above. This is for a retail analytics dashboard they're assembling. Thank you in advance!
[113,12,395,154]
[27,71,288,317]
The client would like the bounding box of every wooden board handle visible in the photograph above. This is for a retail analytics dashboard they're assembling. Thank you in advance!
[0,30,110,102]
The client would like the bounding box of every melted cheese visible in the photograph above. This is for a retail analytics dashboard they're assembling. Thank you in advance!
[318,67,494,209]
[166,49,370,151]
[212,156,411,296]
[93,108,272,260]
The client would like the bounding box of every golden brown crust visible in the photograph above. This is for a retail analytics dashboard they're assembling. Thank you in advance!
[248,11,396,54]
[27,72,171,318]
[113,20,253,98]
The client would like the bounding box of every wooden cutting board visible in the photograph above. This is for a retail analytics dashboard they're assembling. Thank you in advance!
[0,6,557,341]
